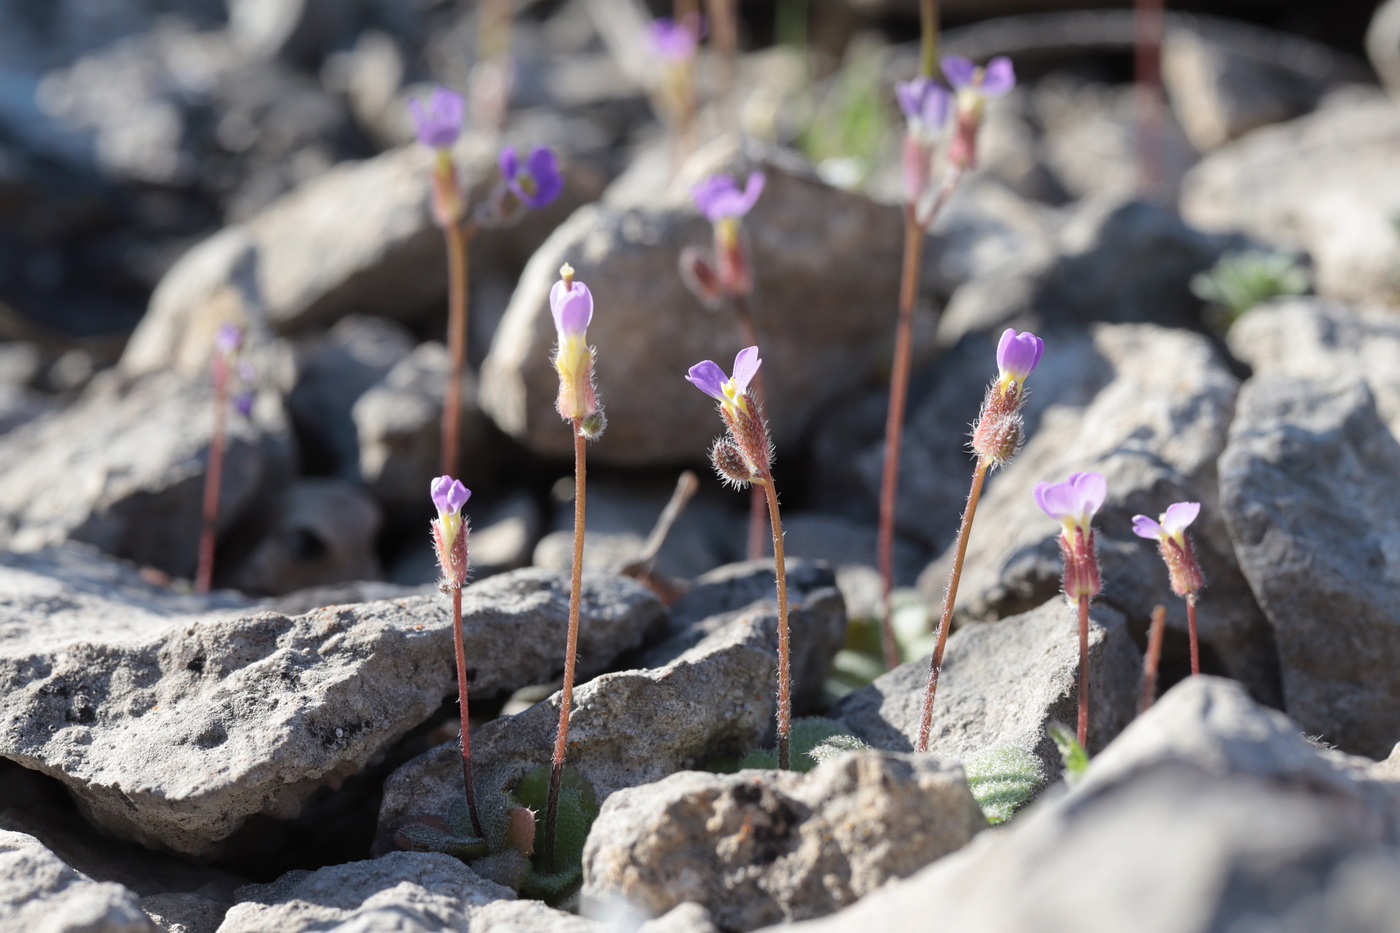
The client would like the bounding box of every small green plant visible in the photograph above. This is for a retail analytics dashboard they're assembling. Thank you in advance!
[1190,249,1310,333]
[1048,722,1089,784]
[724,717,868,773]
[962,745,1044,825]
[798,35,896,188]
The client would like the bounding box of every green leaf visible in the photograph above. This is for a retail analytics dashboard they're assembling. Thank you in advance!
[962,745,1044,825]
[807,733,871,766]
[1047,723,1089,783]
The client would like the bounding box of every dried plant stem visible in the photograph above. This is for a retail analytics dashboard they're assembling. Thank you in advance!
[545,420,587,868]
[1140,604,1167,714]
[440,222,474,479]
[758,475,793,770]
[195,358,229,594]
[1077,592,1091,747]
[1186,596,1200,676]
[877,209,925,670]
[733,295,767,560]
[452,585,485,837]
[915,457,989,753]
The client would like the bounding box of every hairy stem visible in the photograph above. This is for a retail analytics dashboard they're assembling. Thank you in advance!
[916,458,989,753]
[195,358,229,594]
[545,420,587,868]
[1186,595,1200,676]
[733,295,767,561]
[1078,593,1091,747]
[759,475,792,770]
[877,209,925,670]
[1140,604,1166,714]
[440,222,472,479]
[452,585,484,837]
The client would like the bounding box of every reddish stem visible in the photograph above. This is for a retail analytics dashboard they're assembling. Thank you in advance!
[1140,604,1166,714]
[733,296,767,561]
[916,458,989,753]
[1186,595,1200,676]
[1134,0,1165,201]
[759,475,792,770]
[1078,593,1091,748]
[545,420,587,868]
[440,222,473,479]
[195,357,229,594]
[452,585,484,837]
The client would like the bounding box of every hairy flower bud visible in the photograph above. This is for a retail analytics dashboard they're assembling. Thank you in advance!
[710,439,752,488]
[971,410,1023,465]
[578,409,607,440]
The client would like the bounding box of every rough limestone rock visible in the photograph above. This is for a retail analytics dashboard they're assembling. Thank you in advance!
[479,143,905,466]
[1219,373,1400,759]
[832,599,1141,767]
[772,677,1400,933]
[1227,298,1400,435]
[581,752,985,931]
[0,370,294,581]
[0,551,663,856]
[1180,92,1400,304]
[376,565,846,851]
[217,851,593,933]
[0,830,155,933]
[913,325,1277,700]
[119,135,599,377]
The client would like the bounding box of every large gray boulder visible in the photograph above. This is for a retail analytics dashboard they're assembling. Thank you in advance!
[479,143,906,466]
[0,550,662,857]
[582,753,985,931]
[0,829,155,933]
[1219,373,1400,759]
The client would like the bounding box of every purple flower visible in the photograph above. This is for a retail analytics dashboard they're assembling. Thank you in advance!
[996,328,1044,386]
[409,86,465,149]
[499,145,563,210]
[687,346,761,405]
[942,55,1016,97]
[550,275,593,339]
[1035,471,1107,534]
[896,77,951,135]
[431,475,471,515]
[1132,502,1200,545]
[215,323,243,355]
[648,15,700,63]
[233,391,254,417]
[692,172,765,223]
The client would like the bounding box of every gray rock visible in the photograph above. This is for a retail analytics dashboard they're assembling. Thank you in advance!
[227,478,383,596]
[352,342,499,514]
[582,752,985,931]
[0,829,155,933]
[1163,27,1332,151]
[0,383,54,436]
[635,903,720,933]
[0,370,294,581]
[913,325,1278,701]
[479,141,907,466]
[772,677,1400,933]
[119,135,599,376]
[1227,298,1400,436]
[1180,92,1400,304]
[1219,373,1400,759]
[0,550,662,856]
[1368,0,1400,98]
[140,892,227,933]
[832,599,1141,767]
[921,177,1060,296]
[937,196,1229,348]
[376,567,845,851]
[286,316,416,477]
[215,851,561,933]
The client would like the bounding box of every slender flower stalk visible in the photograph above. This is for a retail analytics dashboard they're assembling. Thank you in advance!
[649,13,703,166]
[1134,0,1166,200]
[1035,472,1108,747]
[1132,501,1207,675]
[196,324,252,594]
[430,475,483,838]
[544,264,605,868]
[1141,604,1167,713]
[682,172,769,559]
[686,347,792,769]
[915,328,1043,751]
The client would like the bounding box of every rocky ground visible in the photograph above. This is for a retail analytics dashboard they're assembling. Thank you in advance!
[2,0,1400,931]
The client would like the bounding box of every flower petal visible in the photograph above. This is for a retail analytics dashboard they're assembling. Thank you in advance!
[431,475,471,514]
[523,146,563,208]
[1162,501,1201,534]
[1131,514,1164,539]
[550,280,593,337]
[738,172,766,215]
[980,56,1016,96]
[1069,472,1107,518]
[1034,479,1076,521]
[731,346,762,394]
[498,144,520,183]
[941,55,976,89]
[686,360,729,399]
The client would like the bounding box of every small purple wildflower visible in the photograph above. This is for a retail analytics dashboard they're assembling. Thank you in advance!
[430,475,471,588]
[1035,472,1107,533]
[431,475,472,516]
[996,328,1044,387]
[1133,501,1206,601]
[409,86,466,150]
[1132,501,1200,544]
[692,172,765,223]
[499,145,563,210]
[648,15,701,63]
[550,274,593,340]
[896,77,951,137]
[215,323,243,356]
[551,264,600,423]
[687,346,761,414]
[688,346,770,487]
[942,55,1016,96]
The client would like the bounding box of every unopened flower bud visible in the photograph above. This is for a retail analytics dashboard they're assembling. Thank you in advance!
[578,409,607,440]
[431,475,472,588]
[679,247,723,308]
[550,264,600,422]
[971,410,1022,465]
[710,439,752,487]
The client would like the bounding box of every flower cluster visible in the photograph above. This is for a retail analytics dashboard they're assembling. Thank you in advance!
[431,475,471,589]
[680,172,766,307]
[970,328,1043,466]
[551,264,605,438]
[1133,502,1205,598]
[686,346,771,487]
[1035,471,1106,600]
[214,323,255,417]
